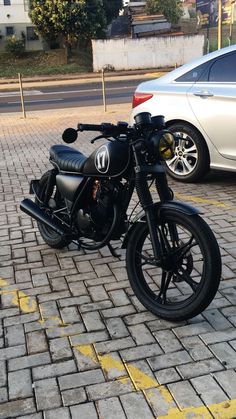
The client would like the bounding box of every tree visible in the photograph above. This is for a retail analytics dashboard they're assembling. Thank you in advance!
[145,0,183,24]
[30,0,107,53]
[103,0,123,24]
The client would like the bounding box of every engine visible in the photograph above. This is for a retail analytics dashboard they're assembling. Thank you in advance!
[75,179,124,241]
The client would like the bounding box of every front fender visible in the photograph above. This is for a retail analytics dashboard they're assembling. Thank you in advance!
[122,200,200,249]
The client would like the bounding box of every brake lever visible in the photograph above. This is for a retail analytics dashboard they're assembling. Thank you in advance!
[91,135,105,144]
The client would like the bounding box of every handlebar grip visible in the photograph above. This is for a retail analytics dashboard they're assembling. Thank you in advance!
[78,123,103,132]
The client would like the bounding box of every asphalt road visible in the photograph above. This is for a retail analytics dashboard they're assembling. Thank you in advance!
[0,78,144,113]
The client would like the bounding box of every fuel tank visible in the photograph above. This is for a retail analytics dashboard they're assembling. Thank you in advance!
[83,140,130,177]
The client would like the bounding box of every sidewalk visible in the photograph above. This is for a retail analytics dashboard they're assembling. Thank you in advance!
[0,105,236,418]
[0,68,169,91]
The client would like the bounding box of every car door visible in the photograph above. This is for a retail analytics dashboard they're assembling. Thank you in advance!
[187,51,236,160]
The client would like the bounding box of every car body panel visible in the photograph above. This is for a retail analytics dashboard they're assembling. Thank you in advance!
[131,45,236,175]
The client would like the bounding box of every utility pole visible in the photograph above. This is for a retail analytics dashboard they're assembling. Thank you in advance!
[218,0,222,49]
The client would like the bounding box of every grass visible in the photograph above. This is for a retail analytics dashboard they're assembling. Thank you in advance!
[0,49,92,78]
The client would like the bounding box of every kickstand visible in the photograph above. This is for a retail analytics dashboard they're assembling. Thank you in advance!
[107,243,121,258]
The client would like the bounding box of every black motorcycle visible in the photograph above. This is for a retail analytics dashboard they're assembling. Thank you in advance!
[20,112,221,321]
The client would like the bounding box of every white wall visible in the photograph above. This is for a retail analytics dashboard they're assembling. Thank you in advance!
[92,35,205,71]
[0,0,31,24]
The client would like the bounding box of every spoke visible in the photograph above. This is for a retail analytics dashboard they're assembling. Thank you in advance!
[136,251,159,268]
[185,145,197,154]
[182,158,194,174]
[175,269,199,292]
[173,235,197,259]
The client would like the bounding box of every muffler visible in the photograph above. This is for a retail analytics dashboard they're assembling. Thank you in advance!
[20,198,69,236]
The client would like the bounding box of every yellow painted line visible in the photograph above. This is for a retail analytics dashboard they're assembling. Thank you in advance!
[175,193,230,209]
[74,344,98,364]
[0,278,8,286]
[159,405,212,418]
[145,72,165,78]
[75,344,158,391]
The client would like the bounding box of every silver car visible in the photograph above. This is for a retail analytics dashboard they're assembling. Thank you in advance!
[131,45,236,182]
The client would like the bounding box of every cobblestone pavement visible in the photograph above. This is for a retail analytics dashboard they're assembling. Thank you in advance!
[1,105,236,418]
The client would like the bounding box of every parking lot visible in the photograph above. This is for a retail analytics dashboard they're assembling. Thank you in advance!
[1,104,236,418]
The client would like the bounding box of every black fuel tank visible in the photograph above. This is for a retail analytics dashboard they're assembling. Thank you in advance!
[83,140,130,177]
[56,174,84,201]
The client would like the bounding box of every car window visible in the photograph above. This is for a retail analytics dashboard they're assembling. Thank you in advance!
[175,63,209,83]
[209,53,236,82]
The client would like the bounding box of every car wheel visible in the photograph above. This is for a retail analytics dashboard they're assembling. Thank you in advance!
[166,123,209,182]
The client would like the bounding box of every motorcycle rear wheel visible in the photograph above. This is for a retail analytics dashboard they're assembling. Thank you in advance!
[36,171,71,249]
[126,209,221,321]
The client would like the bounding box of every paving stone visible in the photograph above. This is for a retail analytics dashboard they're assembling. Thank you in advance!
[177,358,224,379]
[124,312,157,326]
[87,378,134,400]
[70,402,98,419]
[145,387,177,417]
[34,378,61,410]
[0,360,6,386]
[181,335,213,361]
[88,285,109,301]
[101,305,136,318]
[79,300,113,313]
[203,309,232,330]
[109,289,130,306]
[9,368,33,400]
[59,295,91,307]
[129,324,155,345]
[191,374,228,405]
[120,392,154,419]
[174,322,214,338]
[70,330,109,346]
[59,369,105,390]
[0,387,8,403]
[96,337,136,355]
[49,337,73,361]
[200,328,236,344]
[8,352,51,371]
[209,341,236,368]
[155,367,181,385]
[121,343,163,362]
[60,306,81,324]
[148,350,192,371]
[32,360,77,381]
[96,396,126,419]
[16,414,42,419]
[0,398,36,418]
[168,380,204,409]
[82,311,105,331]
[153,330,183,353]
[0,344,26,361]
[62,387,87,406]
[214,370,236,398]
[105,317,129,339]
[26,331,48,354]
[43,407,71,419]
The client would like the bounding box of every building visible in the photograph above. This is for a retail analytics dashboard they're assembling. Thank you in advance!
[0,0,43,50]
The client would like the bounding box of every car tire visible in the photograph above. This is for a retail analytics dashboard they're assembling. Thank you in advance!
[166,123,210,182]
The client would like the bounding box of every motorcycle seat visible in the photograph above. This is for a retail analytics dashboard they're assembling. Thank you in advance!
[49,145,87,173]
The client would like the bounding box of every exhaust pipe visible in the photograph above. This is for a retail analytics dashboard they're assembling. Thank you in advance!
[20,198,68,236]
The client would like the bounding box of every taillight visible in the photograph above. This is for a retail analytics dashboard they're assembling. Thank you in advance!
[132,92,153,108]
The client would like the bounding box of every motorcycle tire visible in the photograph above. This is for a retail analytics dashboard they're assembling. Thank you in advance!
[126,209,221,321]
[36,171,71,249]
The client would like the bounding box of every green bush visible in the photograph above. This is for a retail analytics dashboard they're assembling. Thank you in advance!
[5,35,25,58]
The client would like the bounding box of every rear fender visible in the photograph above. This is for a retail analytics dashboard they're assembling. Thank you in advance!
[122,200,200,249]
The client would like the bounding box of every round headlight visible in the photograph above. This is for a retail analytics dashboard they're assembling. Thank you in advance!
[159,132,175,160]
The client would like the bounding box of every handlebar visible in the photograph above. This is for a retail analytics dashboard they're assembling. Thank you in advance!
[78,122,129,137]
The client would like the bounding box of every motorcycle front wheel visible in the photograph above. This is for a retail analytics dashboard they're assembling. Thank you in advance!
[126,209,221,321]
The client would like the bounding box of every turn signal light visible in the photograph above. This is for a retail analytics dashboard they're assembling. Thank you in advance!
[132,93,153,108]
